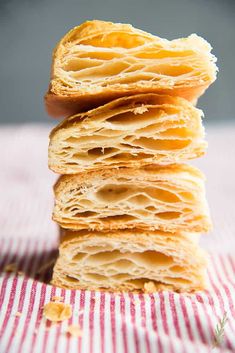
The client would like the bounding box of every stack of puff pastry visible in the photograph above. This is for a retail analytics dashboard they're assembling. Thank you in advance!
[46,20,217,293]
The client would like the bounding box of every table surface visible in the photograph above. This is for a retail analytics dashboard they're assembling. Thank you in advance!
[0,124,235,353]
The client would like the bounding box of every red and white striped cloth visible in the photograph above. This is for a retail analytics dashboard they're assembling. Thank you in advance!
[0,124,235,353]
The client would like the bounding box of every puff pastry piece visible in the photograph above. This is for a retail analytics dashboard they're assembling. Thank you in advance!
[45,20,217,117]
[52,229,207,292]
[53,164,211,233]
[49,94,206,174]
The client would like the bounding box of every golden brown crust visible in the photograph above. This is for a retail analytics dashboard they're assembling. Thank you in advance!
[45,20,217,117]
[54,163,204,189]
[45,86,204,118]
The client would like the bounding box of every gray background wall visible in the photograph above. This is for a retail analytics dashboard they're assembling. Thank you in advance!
[0,0,234,124]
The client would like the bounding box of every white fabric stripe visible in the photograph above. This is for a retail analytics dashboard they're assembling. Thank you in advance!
[31,283,52,353]
[122,293,133,353]
[92,291,102,353]
[144,296,156,353]
[114,294,124,353]
[80,290,91,353]
[104,293,112,353]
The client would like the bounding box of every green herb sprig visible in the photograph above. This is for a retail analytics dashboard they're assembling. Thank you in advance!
[213,312,228,348]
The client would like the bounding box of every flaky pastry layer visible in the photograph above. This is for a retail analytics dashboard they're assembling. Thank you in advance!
[52,229,207,292]
[45,20,217,117]
[49,94,206,174]
[53,164,211,233]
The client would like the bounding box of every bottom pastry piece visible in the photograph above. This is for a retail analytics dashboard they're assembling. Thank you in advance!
[52,229,207,293]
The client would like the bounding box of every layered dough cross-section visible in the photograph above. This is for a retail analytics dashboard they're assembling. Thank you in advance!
[49,94,206,174]
[52,229,207,293]
[45,20,217,117]
[47,20,216,293]
[53,164,211,233]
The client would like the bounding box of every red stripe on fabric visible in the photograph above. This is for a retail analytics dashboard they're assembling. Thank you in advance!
[0,276,18,338]
[18,280,38,353]
[29,283,47,353]
[159,292,175,353]
[31,242,57,353]
[128,293,140,353]
[78,290,85,353]
[168,292,181,339]
[100,291,105,353]
[139,294,151,353]
[0,276,9,311]
[53,288,67,353]
[195,294,214,347]
[64,289,76,353]
[169,293,189,353]
[149,294,163,353]
[179,296,194,341]
[120,295,128,353]
[190,299,207,344]
[40,286,56,353]
[159,292,168,335]
[32,243,56,353]
[228,255,235,273]
[18,241,48,353]
[179,295,205,353]
[89,291,96,353]
[110,293,116,353]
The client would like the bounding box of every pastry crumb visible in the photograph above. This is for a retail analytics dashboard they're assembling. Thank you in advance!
[4,263,18,273]
[15,311,22,317]
[133,106,148,115]
[17,271,24,276]
[144,281,157,293]
[66,324,82,337]
[52,296,64,302]
[43,302,72,322]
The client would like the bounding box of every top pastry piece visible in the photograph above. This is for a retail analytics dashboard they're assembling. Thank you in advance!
[45,20,217,117]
